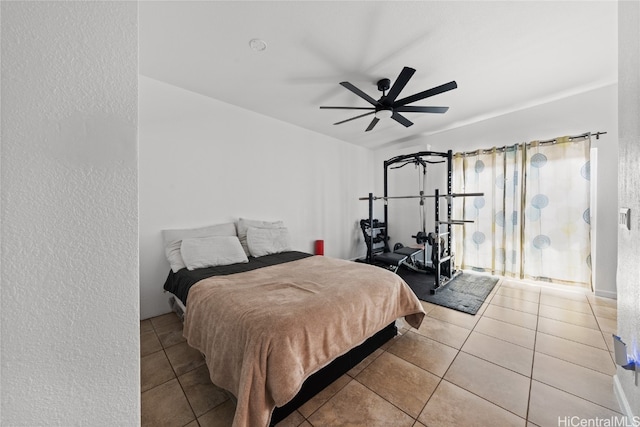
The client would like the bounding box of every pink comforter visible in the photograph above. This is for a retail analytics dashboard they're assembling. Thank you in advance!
[183,255,425,427]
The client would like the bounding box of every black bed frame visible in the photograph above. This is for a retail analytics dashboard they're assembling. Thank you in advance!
[269,322,397,425]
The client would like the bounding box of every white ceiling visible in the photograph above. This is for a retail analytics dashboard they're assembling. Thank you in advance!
[139,1,617,149]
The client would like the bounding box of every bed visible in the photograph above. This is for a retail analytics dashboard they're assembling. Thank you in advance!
[161,220,425,427]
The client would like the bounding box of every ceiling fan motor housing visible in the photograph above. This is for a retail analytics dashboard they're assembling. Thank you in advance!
[377,78,391,93]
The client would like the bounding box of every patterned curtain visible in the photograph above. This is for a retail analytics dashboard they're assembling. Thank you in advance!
[453,136,591,289]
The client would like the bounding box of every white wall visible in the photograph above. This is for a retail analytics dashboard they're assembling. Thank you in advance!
[373,84,618,297]
[1,2,139,425]
[139,76,374,319]
[615,0,640,417]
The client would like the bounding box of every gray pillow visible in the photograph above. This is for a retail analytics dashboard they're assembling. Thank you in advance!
[247,227,291,257]
[180,235,248,270]
[237,218,284,256]
[162,222,237,272]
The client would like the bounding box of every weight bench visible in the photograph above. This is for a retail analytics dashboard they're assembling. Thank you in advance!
[373,246,423,274]
[394,246,423,260]
[373,252,408,273]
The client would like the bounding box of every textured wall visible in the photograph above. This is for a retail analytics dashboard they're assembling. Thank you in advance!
[1,2,139,425]
[616,0,640,416]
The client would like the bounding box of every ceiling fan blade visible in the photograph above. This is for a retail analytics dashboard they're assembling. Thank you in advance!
[365,118,380,132]
[333,111,375,125]
[385,67,416,103]
[320,106,375,110]
[340,82,378,105]
[393,81,458,107]
[394,106,449,114]
[391,112,414,128]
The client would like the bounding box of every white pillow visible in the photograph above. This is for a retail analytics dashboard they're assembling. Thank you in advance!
[180,235,248,270]
[247,227,291,257]
[162,222,237,272]
[237,218,284,256]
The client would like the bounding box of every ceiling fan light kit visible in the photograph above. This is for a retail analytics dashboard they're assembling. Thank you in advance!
[375,108,393,120]
[320,66,457,132]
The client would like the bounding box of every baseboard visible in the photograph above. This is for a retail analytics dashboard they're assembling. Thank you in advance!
[613,374,635,418]
[595,289,618,299]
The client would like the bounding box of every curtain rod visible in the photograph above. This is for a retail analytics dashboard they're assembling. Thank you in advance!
[536,131,607,145]
[456,131,607,156]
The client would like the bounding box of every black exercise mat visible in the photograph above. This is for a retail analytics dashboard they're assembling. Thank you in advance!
[398,268,499,315]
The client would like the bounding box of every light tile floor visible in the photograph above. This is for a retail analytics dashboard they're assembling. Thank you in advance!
[141,278,624,427]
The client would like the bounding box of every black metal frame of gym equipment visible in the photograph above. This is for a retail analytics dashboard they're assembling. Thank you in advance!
[361,150,482,293]
[386,151,451,284]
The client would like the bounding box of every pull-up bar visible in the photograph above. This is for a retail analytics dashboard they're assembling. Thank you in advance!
[358,192,483,201]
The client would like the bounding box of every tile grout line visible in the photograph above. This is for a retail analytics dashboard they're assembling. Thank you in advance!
[313,338,422,425]
[415,279,503,416]
[524,285,542,425]
[470,327,534,351]
[530,376,625,416]
[529,288,623,420]
[535,329,613,353]
[140,349,179,394]
[166,344,199,425]
[350,374,420,424]
[484,300,607,339]
[145,316,200,426]
[413,280,528,424]
[466,282,538,423]
[478,304,609,351]
[299,347,386,426]
[340,289,494,427]
[586,293,618,363]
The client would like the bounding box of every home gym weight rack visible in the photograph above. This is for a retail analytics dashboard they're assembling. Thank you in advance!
[359,150,483,293]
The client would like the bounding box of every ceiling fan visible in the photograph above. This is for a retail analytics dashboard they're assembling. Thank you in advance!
[320,66,457,132]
